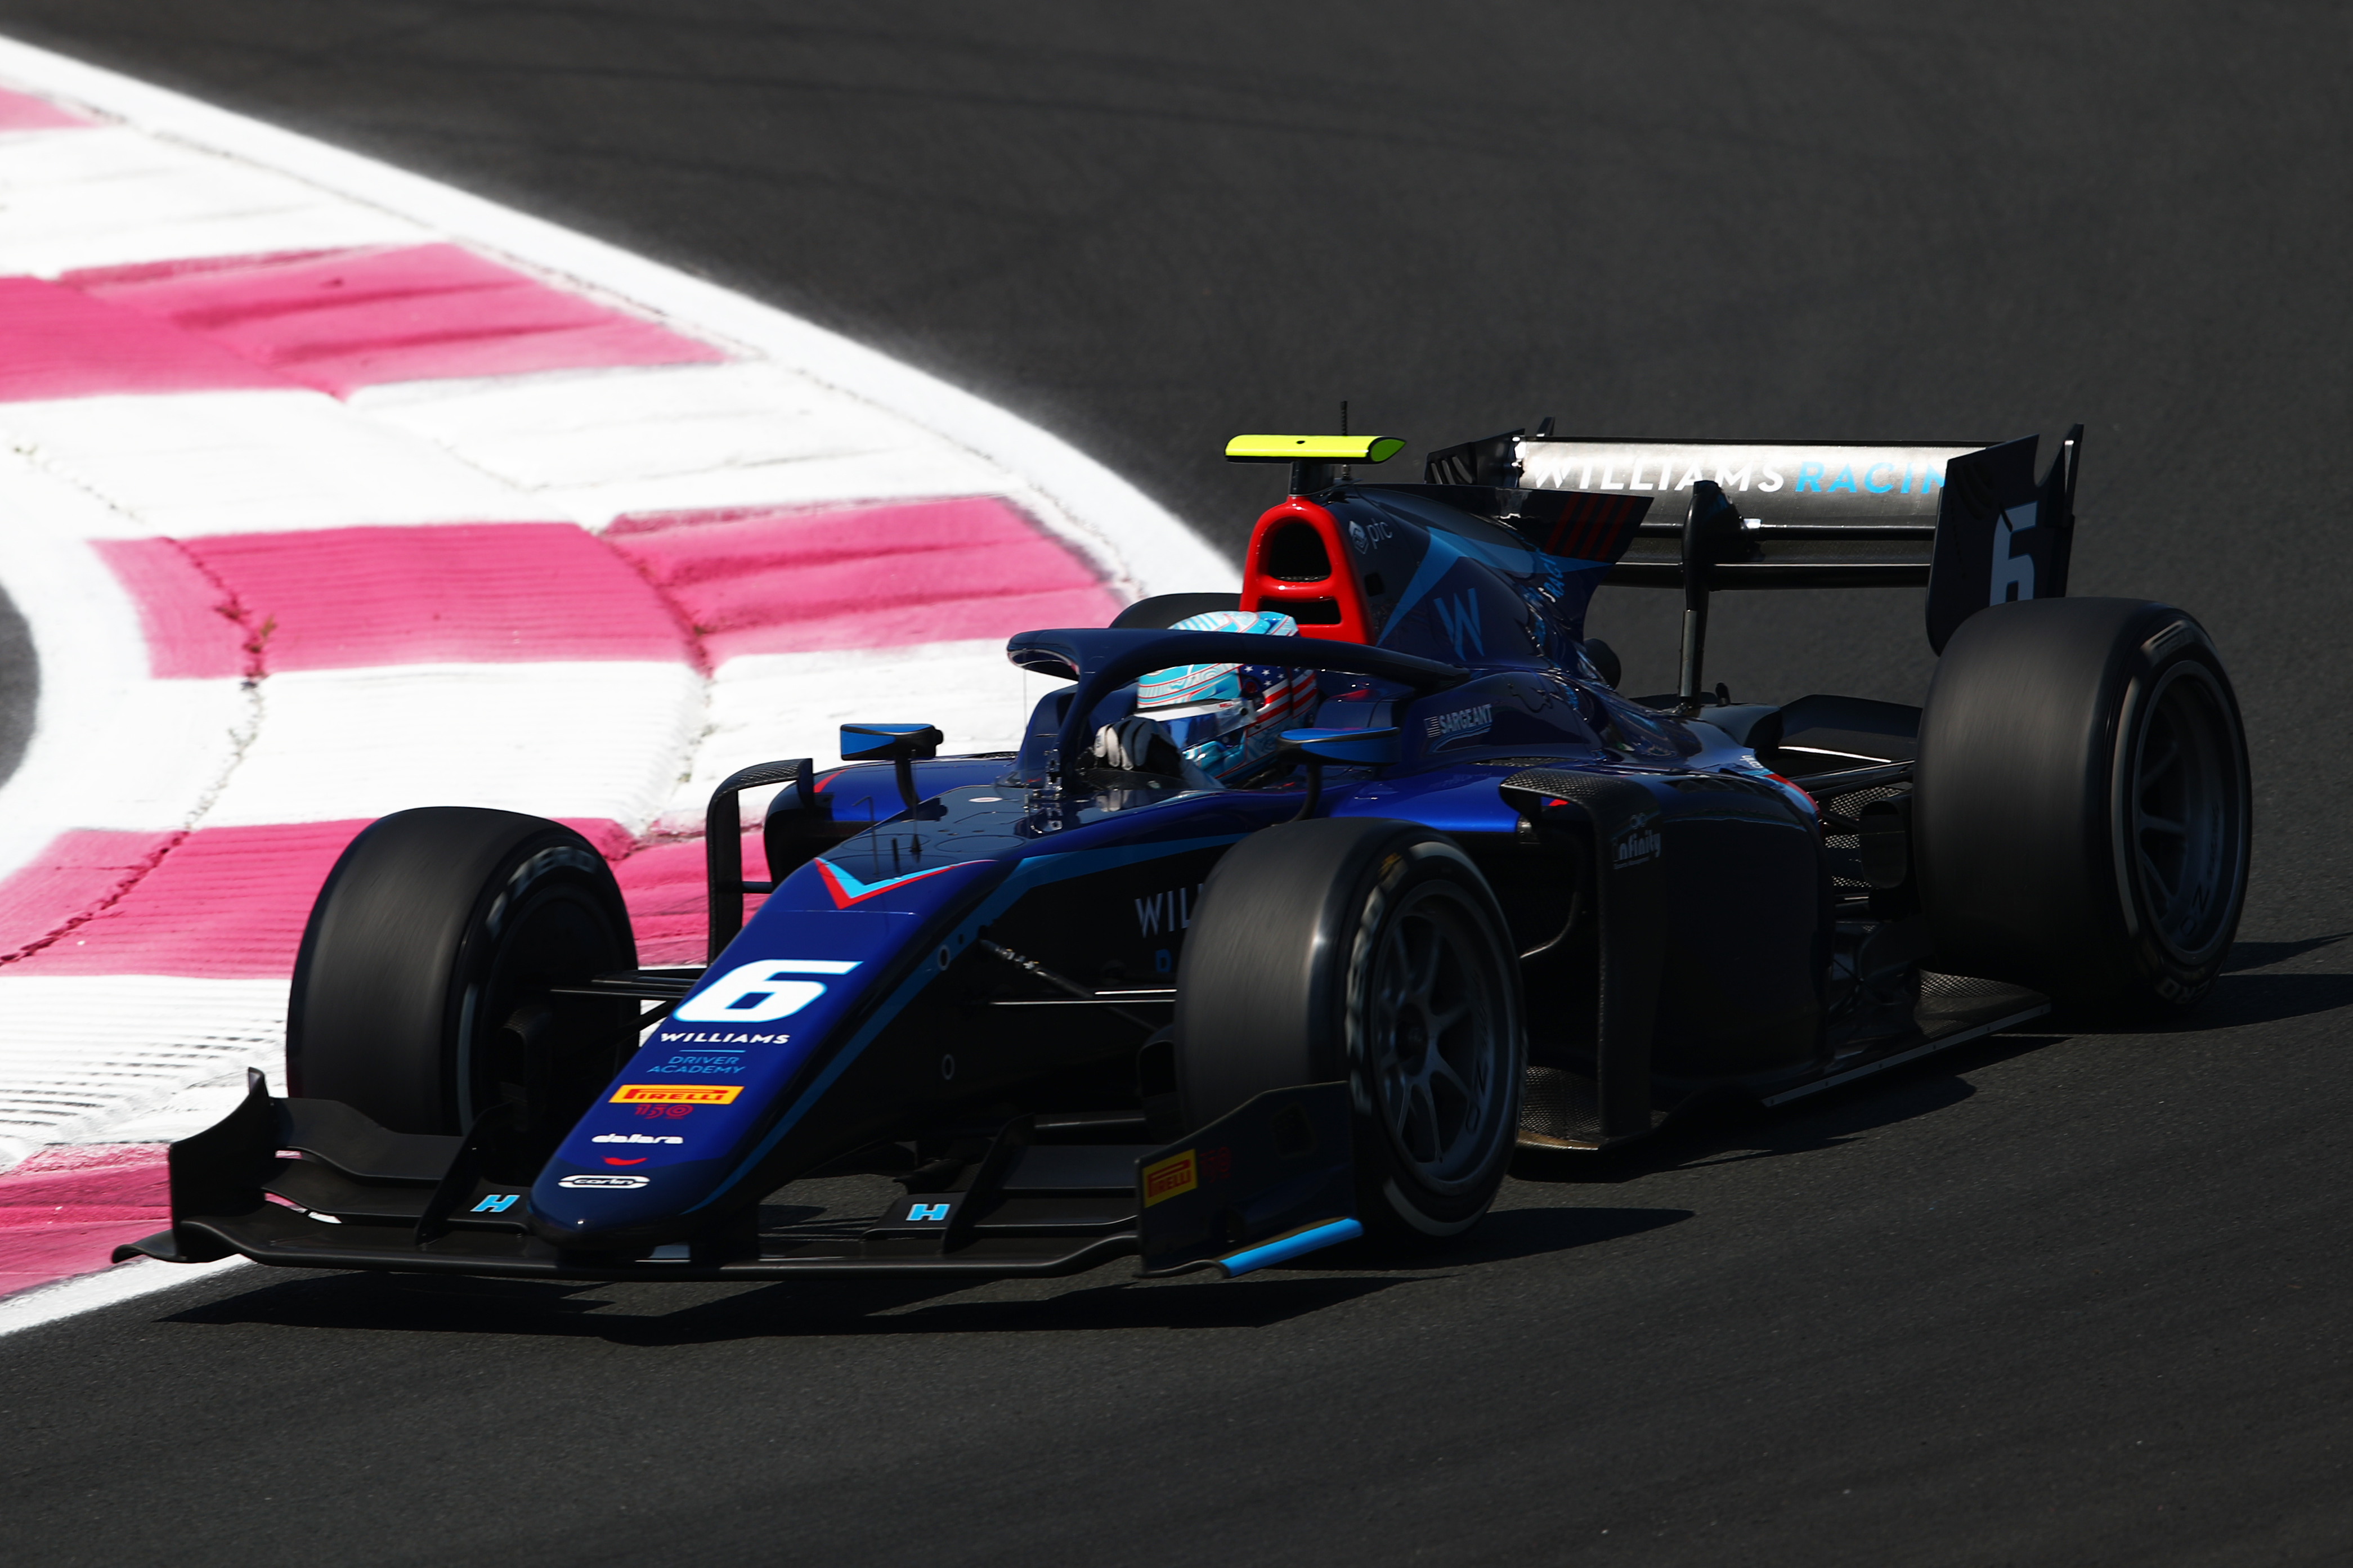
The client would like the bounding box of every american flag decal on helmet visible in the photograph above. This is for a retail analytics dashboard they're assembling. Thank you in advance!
[1247,665,1316,726]
[1539,492,1649,563]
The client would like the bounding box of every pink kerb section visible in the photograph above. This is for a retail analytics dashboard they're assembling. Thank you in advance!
[87,540,251,680]
[0,821,728,978]
[0,822,371,978]
[606,497,1124,662]
[0,86,94,130]
[96,504,1115,679]
[0,830,183,964]
[612,831,767,967]
[0,1146,170,1302]
[96,524,694,679]
[0,277,295,403]
[70,244,727,395]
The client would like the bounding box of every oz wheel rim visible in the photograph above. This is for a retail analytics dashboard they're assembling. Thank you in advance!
[460,882,632,1134]
[2129,661,2245,964]
[1363,882,1509,1193]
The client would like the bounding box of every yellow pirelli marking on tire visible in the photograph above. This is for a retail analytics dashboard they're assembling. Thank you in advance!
[1142,1148,1199,1206]
[610,1084,743,1106]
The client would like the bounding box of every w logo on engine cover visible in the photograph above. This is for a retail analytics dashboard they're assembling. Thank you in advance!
[1433,590,1485,659]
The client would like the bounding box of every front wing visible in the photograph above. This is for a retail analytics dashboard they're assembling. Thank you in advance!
[114,1072,1363,1284]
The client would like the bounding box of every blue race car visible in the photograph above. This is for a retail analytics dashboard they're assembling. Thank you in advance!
[122,424,2251,1283]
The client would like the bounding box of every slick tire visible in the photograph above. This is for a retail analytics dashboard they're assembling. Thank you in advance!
[1914,597,2250,1014]
[1109,591,1240,630]
[286,808,638,1139]
[1174,818,1523,1246]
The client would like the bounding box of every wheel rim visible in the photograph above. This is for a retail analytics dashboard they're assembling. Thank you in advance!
[2129,661,2245,963]
[460,881,633,1134]
[1363,882,1509,1193]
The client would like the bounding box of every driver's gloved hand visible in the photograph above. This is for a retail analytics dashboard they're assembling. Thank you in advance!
[1092,717,1187,778]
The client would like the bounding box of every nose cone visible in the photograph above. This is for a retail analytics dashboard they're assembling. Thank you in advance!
[528,1157,732,1251]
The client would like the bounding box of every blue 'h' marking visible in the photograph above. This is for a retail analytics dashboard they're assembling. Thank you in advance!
[906,1202,951,1223]
[472,1193,521,1214]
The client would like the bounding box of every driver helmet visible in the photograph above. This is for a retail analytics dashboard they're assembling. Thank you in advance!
[1136,609,1312,778]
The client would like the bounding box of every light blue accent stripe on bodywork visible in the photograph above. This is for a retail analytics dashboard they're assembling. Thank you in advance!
[1381,527,1469,637]
[1214,1216,1365,1277]
[1381,523,1608,649]
[685,831,1248,1211]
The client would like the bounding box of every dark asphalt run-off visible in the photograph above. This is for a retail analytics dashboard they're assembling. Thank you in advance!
[0,6,2345,1563]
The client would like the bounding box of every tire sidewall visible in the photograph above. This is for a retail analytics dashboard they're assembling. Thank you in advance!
[287,809,635,1133]
[2101,622,2251,1007]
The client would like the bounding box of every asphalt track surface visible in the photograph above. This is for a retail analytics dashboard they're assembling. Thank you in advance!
[1,6,2347,1563]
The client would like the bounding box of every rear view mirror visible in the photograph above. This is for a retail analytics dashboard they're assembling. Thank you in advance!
[841,723,943,814]
[840,723,942,763]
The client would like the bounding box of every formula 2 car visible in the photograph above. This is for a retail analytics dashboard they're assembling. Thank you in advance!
[121,422,2251,1284]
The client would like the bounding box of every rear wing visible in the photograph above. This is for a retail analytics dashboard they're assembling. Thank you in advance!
[1501,431,2082,655]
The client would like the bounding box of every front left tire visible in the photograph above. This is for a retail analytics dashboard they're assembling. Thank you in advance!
[286,807,639,1146]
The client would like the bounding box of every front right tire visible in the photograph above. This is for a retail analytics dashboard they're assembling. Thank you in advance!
[1173,818,1523,1245]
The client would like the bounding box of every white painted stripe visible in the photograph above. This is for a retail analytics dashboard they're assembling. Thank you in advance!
[0,1255,250,1341]
[0,975,285,1168]
[0,465,248,865]
[352,363,1024,530]
[0,35,1237,597]
[203,661,705,830]
[0,123,427,276]
[66,1071,266,1145]
[0,391,549,537]
[656,640,1038,829]
[14,676,252,833]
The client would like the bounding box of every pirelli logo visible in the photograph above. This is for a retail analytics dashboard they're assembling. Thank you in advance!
[1141,1149,1198,1207]
[610,1084,742,1106]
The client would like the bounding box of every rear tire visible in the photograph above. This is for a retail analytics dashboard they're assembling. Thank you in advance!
[1110,592,1241,630]
[1914,597,2250,1013]
[286,808,639,1141]
[1173,818,1522,1244]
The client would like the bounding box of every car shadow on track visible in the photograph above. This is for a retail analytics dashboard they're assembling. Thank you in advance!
[2222,933,2350,971]
[1285,1204,1692,1274]
[1509,1028,2057,1189]
[163,1268,1417,1342]
[159,1206,1693,1343]
[1509,932,2353,1193]
[2180,970,2353,1030]
[2169,932,2353,1027]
